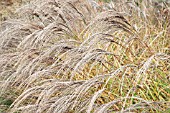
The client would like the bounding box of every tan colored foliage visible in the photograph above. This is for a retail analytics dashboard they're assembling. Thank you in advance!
[0,0,169,113]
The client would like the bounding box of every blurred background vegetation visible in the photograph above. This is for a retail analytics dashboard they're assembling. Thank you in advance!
[0,0,169,21]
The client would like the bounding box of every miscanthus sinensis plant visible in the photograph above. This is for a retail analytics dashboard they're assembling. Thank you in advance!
[0,0,169,112]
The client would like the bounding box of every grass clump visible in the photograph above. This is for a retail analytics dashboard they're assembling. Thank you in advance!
[0,0,169,113]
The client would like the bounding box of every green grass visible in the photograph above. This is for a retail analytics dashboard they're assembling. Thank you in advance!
[0,97,13,112]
